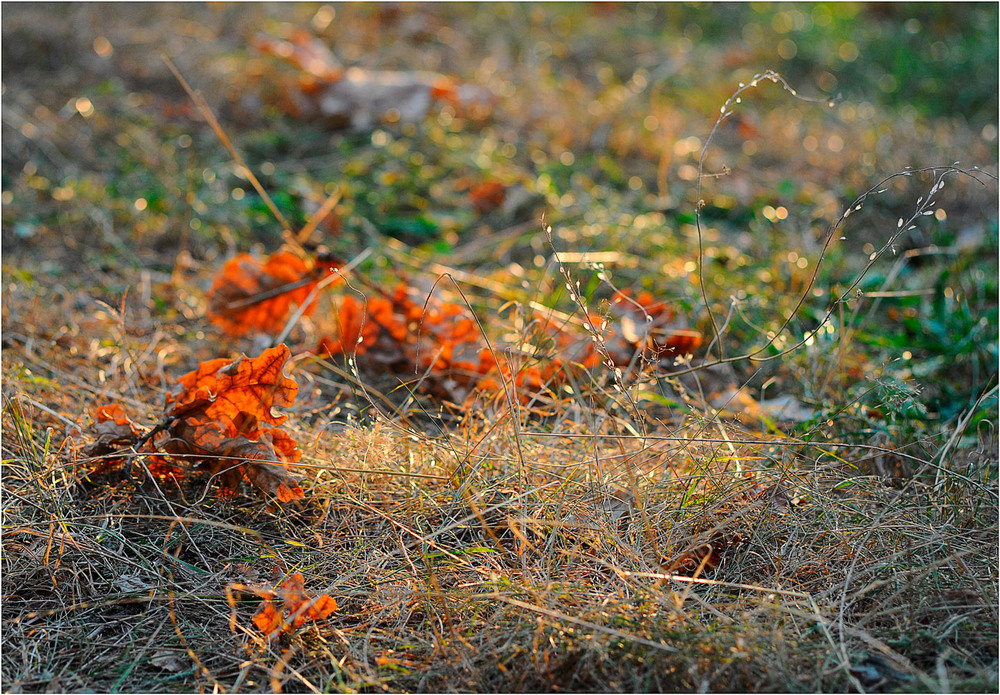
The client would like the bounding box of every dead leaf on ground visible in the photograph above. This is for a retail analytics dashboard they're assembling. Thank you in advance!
[251,28,344,83]
[165,343,299,427]
[251,572,338,637]
[82,403,146,465]
[161,416,304,502]
[317,293,405,363]
[468,181,506,213]
[150,651,187,673]
[661,531,746,577]
[207,249,339,337]
[160,345,304,501]
[318,284,503,401]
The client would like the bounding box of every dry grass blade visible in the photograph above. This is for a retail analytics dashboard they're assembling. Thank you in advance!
[295,188,342,245]
[492,595,679,654]
[162,55,292,234]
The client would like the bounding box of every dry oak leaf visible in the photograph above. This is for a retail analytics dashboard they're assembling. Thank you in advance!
[252,573,337,636]
[320,283,492,375]
[661,531,745,577]
[525,312,605,370]
[165,344,299,427]
[385,283,493,375]
[83,405,185,481]
[469,312,604,403]
[161,345,304,501]
[95,404,140,429]
[474,358,578,407]
[318,294,395,358]
[207,250,336,337]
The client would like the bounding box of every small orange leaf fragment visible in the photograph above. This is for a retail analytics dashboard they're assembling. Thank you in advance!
[94,404,140,430]
[252,573,337,637]
[468,181,505,214]
[252,599,284,635]
[83,403,146,464]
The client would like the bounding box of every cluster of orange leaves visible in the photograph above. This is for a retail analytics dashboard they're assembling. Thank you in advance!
[86,345,304,502]
[85,403,145,456]
[249,573,338,638]
[109,244,701,499]
[207,250,339,337]
[317,284,495,400]
[454,177,506,214]
[315,283,703,403]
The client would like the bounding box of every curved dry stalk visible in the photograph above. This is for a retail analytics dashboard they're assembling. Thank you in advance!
[695,70,833,361]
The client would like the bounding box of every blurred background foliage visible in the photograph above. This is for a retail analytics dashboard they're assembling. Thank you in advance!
[673,2,998,124]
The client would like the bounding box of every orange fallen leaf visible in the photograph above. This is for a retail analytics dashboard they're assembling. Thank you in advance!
[165,344,299,428]
[161,416,304,501]
[207,249,338,337]
[252,573,337,636]
[77,350,305,502]
[161,345,304,501]
[318,283,504,400]
[318,294,389,357]
[469,181,506,213]
[251,29,344,83]
[83,405,187,481]
[94,404,140,429]
[252,600,284,636]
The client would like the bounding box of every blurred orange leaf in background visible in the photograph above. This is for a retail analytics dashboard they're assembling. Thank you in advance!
[252,27,493,128]
[468,181,506,213]
[608,289,703,361]
[207,250,333,337]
